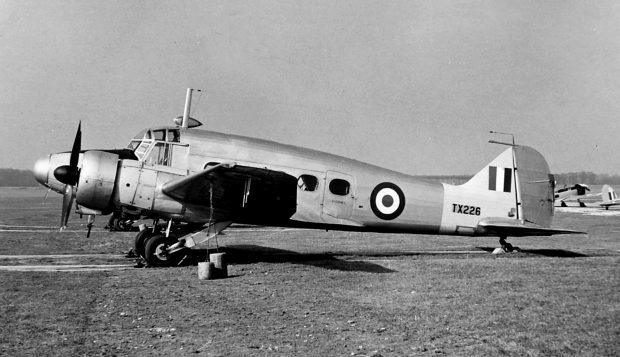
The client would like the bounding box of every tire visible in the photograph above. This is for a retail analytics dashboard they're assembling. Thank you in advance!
[144,234,184,267]
[503,242,514,253]
[134,229,154,258]
[119,220,134,231]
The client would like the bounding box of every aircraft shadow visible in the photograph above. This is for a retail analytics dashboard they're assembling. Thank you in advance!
[187,244,396,274]
[477,246,588,258]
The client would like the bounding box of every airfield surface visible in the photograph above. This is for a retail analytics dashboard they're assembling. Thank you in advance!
[0,187,618,356]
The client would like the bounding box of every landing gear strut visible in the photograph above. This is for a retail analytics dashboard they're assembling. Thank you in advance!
[499,236,514,253]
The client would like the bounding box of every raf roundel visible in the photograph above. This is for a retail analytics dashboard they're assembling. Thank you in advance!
[370,182,405,220]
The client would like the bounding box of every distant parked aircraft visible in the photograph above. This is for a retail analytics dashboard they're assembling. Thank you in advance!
[554,184,598,207]
[600,185,620,210]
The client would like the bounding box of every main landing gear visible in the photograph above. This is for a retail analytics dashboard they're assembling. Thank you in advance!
[133,222,190,267]
[133,220,232,267]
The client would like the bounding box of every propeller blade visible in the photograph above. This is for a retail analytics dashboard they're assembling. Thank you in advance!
[60,184,75,230]
[54,122,82,186]
[70,121,81,168]
[42,188,51,205]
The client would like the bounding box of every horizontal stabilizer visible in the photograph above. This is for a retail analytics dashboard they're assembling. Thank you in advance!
[477,218,585,237]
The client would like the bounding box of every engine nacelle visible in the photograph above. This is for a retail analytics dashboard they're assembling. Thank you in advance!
[76,150,119,213]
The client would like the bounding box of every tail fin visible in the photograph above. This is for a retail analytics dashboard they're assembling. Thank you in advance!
[461,145,555,227]
[462,147,516,193]
[459,147,519,219]
[601,185,617,204]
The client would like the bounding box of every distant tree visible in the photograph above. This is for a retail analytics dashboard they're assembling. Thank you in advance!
[553,172,620,185]
[0,169,38,187]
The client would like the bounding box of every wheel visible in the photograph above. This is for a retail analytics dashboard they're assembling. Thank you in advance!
[134,229,154,258]
[119,220,134,231]
[503,242,514,253]
[144,234,184,267]
[113,218,124,231]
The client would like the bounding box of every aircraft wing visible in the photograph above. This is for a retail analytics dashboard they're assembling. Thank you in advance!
[476,218,585,237]
[161,162,298,223]
[557,192,601,202]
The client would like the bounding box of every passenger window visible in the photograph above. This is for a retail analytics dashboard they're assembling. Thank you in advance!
[297,175,318,192]
[329,179,350,196]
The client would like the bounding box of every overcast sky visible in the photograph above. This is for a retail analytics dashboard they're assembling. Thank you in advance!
[1,0,619,175]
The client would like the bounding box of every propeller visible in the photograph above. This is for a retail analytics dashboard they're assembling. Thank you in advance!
[54,122,81,230]
[60,185,75,229]
[53,122,81,186]
[42,188,51,205]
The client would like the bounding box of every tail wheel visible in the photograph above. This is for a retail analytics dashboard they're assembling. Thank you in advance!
[134,229,154,258]
[144,234,184,267]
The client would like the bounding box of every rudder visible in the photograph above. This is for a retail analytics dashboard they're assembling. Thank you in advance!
[513,145,555,228]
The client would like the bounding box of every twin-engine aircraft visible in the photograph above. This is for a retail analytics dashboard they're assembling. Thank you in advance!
[33,89,582,267]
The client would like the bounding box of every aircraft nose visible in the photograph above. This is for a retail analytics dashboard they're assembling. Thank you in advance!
[33,155,50,186]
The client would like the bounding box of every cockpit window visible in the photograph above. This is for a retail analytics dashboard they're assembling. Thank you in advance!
[153,129,166,141]
[127,127,182,161]
[168,129,180,142]
[134,141,152,159]
[126,140,140,151]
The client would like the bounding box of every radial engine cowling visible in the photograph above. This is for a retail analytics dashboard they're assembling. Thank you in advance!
[76,150,119,213]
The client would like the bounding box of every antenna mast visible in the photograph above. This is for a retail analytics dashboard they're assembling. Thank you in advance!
[181,88,193,129]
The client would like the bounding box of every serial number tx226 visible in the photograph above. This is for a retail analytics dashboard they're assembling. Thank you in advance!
[452,203,481,216]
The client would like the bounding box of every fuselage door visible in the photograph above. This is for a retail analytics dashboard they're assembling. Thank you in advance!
[322,171,355,222]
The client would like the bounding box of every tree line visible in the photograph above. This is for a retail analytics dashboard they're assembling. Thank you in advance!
[0,169,38,187]
[553,172,620,185]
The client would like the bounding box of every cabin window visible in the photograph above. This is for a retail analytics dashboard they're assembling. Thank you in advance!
[329,179,350,196]
[297,175,318,192]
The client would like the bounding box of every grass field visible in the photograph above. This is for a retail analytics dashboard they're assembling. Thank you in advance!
[0,187,618,356]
